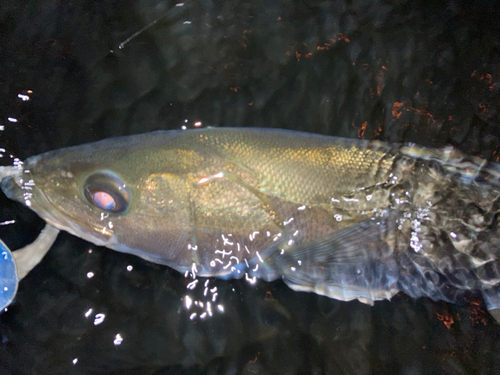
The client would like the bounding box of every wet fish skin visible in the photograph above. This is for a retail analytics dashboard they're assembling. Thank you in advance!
[2,128,500,314]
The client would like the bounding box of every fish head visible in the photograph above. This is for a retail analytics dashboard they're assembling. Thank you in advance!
[1,130,289,277]
[0,132,204,270]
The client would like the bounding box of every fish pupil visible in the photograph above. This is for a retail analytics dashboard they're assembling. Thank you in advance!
[92,191,116,210]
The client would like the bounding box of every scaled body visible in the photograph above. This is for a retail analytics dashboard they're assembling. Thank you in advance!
[3,128,500,314]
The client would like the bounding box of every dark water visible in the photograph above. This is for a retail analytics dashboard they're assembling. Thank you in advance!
[1,0,500,373]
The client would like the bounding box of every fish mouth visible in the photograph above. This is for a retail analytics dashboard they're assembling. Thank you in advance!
[1,174,113,246]
[1,171,26,204]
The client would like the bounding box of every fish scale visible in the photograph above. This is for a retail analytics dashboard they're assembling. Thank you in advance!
[2,127,500,321]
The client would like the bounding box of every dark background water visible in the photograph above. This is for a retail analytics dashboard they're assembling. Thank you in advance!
[1,0,500,373]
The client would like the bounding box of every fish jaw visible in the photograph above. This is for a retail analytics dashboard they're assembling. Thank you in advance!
[1,160,113,247]
[1,171,24,204]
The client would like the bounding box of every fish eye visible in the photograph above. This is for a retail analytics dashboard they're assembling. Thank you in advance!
[83,172,131,214]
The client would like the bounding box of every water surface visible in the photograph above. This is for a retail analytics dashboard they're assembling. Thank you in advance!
[1,0,500,373]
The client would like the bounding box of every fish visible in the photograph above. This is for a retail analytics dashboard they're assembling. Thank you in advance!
[2,127,500,319]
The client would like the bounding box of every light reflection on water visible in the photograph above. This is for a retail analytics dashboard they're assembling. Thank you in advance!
[1,0,500,373]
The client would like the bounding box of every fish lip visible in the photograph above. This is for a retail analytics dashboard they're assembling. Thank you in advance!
[1,175,24,203]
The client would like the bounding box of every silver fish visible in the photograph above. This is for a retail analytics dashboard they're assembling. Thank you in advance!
[2,128,500,318]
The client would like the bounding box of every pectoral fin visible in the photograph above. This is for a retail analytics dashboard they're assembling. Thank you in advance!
[269,218,400,304]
